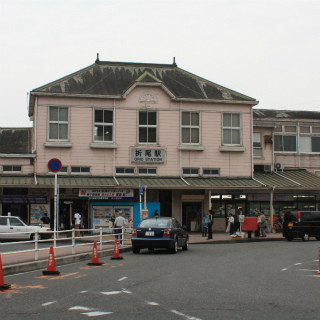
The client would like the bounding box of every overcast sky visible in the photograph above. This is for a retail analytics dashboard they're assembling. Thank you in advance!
[0,0,319,127]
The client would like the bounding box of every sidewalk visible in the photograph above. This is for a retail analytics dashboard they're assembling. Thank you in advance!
[1,232,284,276]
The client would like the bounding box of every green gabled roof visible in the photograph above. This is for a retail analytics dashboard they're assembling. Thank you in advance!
[116,177,187,188]
[185,177,261,188]
[30,60,257,103]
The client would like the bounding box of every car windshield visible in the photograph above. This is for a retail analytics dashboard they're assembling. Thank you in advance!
[139,218,171,228]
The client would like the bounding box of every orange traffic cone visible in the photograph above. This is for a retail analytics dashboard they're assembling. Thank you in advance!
[42,246,60,275]
[0,253,11,291]
[111,238,123,260]
[88,241,104,266]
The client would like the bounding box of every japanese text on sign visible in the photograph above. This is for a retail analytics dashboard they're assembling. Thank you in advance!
[131,148,165,163]
[79,189,134,200]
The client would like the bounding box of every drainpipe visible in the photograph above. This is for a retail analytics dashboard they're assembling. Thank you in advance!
[33,95,38,185]
[112,99,119,186]
[179,101,189,186]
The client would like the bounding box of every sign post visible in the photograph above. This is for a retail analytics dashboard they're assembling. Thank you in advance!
[139,182,143,221]
[48,159,62,248]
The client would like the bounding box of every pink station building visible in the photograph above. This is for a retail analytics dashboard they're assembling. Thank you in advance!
[1,57,320,232]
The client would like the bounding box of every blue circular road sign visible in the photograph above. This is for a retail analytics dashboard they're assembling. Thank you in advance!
[48,158,62,173]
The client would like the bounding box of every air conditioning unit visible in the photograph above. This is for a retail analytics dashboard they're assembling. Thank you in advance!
[264,165,272,173]
[275,163,283,171]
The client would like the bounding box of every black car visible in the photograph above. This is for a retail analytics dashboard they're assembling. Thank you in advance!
[283,211,320,241]
[131,217,189,254]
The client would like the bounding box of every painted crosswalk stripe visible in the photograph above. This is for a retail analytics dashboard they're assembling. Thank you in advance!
[42,301,56,306]
[101,291,122,295]
[81,311,113,317]
[69,306,93,311]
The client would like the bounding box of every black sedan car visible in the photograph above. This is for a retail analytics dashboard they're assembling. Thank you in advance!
[131,217,189,254]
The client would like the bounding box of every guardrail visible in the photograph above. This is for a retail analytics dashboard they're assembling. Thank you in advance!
[0,227,131,261]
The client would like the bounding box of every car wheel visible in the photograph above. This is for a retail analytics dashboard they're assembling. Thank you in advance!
[171,239,178,254]
[316,236,320,241]
[182,237,189,250]
[285,236,293,241]
[148,247,154,252]
[302,233,309,241]
[132,247,140,254]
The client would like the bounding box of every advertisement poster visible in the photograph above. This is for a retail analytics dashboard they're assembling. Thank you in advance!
[30,204,50,225]
[92,206,114,230]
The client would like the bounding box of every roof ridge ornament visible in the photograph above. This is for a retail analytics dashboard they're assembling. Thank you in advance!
[173,57,177,67]
[95,53,100,64]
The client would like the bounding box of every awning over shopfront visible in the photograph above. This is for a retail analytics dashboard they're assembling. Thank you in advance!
[1,170,319,191]
[254,170,320,190]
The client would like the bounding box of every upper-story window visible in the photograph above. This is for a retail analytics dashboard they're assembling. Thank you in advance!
[181,112,200,144]
[3,165,21,173]
[274,125,296,152]
[49,106,69,140]
[71,166,90,174]
[138,167,157,176]
[94,109,113,142]
[182,168,199,176]
[223,113,241,145]
[299,125,320,153]
[253,132,263,157]
[139,111,157,144]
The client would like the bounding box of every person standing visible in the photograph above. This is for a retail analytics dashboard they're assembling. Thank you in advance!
[227,213,235,235]
[207,211,213,240]
[202,213,209,237]
[74,211,81,237]
[259,211,267,237]
[114,211,126,245]
[154,210,159,217]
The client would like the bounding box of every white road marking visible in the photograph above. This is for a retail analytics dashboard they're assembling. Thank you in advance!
[69,306,93,311]
[101,291,122,295]
[299,269,319,272]
[121,288,132,294]
[81,311,113,317]
[171,309,202,320]
[294,263,302,266]
[42,301,56,306]
[281,268,287,271]
[146,301,160,306]
[118,277,127,281]
[81,290,88,293]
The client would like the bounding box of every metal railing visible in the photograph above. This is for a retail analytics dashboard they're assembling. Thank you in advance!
[0,227,131,261]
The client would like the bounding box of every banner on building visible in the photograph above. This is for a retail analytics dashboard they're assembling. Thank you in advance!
[79,189,134,200]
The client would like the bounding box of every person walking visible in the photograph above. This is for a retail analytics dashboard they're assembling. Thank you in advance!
[114,211,126,245]
[259,211,267,237]
[207,211,213,240]
[74,211,82,237]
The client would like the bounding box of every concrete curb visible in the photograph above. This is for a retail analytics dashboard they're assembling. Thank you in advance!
[191,237,285,245]
[3,247,132,276]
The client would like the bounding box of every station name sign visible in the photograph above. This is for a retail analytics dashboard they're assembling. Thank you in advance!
[131,148,165,163]
[79,189,134,200]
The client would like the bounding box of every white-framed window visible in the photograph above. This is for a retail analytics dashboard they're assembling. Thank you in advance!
[203,168,220,176]
[274,135,297,152]
[274,125,297,152]
[181,112,200,144]
[138,167,157,175]
[94,109,113,142]
[115,167,135,175]
[299,125,320,153]
[139,111,157,144]
[71,166,90,174]
[2,165,21,173]
[182,168,199,176]
[48,106,69,140]
[222,113,241,145]
[253,132,263,157]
